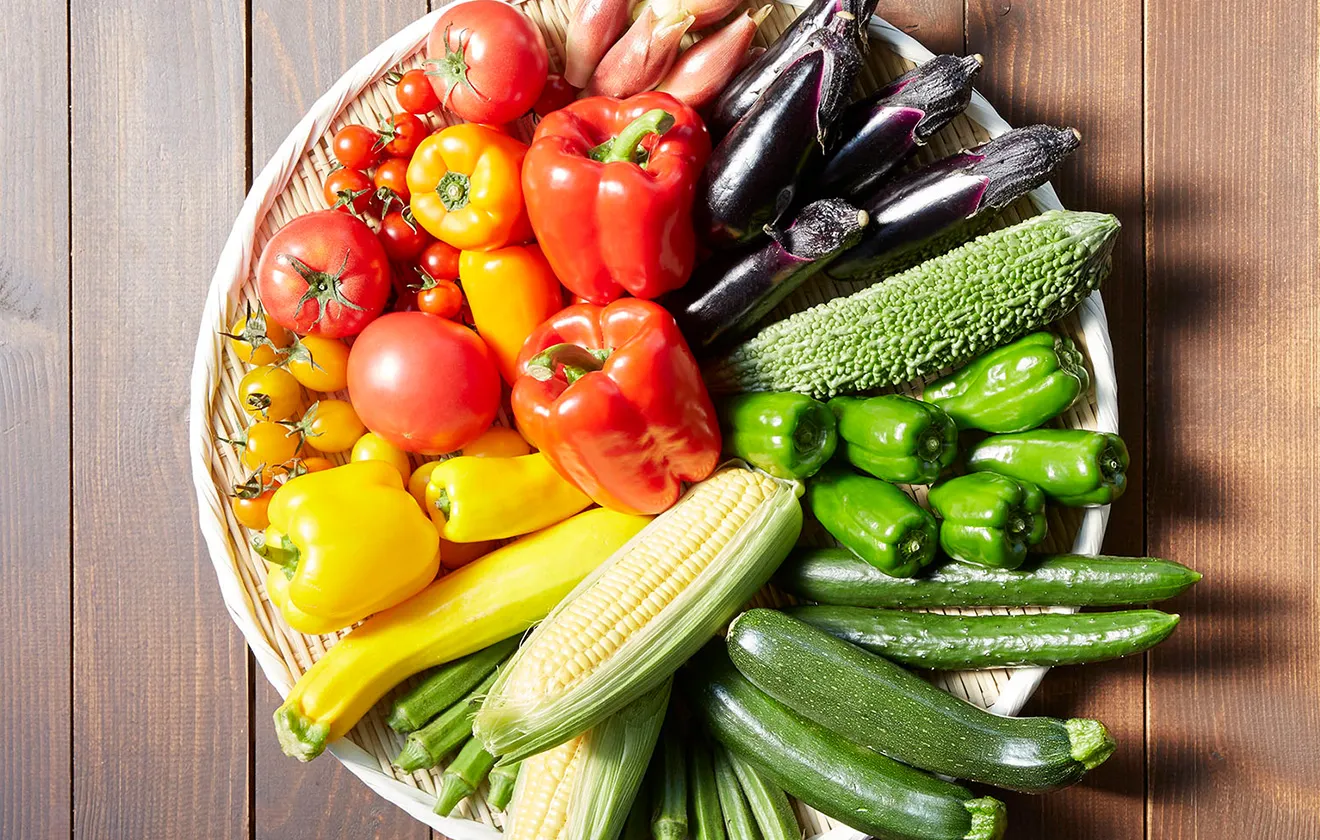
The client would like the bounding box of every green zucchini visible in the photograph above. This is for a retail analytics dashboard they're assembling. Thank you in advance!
[789,605,1180,669]
[776,548,1201,608]
[728,609,1113,793]
[703,210,1119,398]
[684,642,1007,840]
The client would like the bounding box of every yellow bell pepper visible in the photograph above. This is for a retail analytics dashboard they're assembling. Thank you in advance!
[407,123,528,251]
[257,460,439,632]
[273,507,651,761]
[426,452,592,542]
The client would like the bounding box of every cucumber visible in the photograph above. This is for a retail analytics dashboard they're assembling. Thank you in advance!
[684,642,1007,840]
[776,548,1201,608]
[728,609,1113,793]
[789,606,1180,669]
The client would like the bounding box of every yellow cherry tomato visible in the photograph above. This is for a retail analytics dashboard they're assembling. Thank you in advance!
[240,421,303,472]
[238,365,305,421]
[351,432,412,483]
[460,426,532,458]
[231,489,276,529]
[293,400,365,454]
[296,456,336,474]
[227,304,291,366]
[408,460,443,508]
[285,335,350,393]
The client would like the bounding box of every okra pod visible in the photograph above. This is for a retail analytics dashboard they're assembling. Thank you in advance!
[433,735,497,816]
[394,668,500,773]
[727,752,799,840]
[487,760,521,812]
[388,637,518,732]
[713,745,759,840]
[690,742,727,840]
[651,726,689,840]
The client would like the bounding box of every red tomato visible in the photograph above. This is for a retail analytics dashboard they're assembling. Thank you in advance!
[533,74,577,118]
[391,268,420,313]
[417,240,461,281]
[379,112,427,158]
[373,157,411,210]
[416,276,464,319]
[257,211,391,338]
[379,210,435,263]
[391,68,441,114]
[425,1,548,125]
[347,312,501,453]
[323,168,374,215]
[332,124,381,170]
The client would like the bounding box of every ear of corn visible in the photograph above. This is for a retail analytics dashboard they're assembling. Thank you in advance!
[475,465,803,762]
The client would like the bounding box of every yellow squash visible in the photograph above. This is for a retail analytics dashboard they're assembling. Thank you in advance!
[426,452,592,542]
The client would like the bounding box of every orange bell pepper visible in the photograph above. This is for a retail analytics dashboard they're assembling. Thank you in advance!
[407,124,528,251]
[460,245,565,383]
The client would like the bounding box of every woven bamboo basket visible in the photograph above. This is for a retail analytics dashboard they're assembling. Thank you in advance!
[189,1,1119,835]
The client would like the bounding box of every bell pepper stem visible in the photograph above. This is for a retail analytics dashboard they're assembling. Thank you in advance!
[589,109,676,164]
[526,343,612,384]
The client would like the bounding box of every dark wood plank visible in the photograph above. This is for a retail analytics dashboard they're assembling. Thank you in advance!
[0,1,70,837]
[1145,1,1320,837]
[966,2,1147,837]
[248,3,433,837]
[874,0,965,56]
[70,1,250,837]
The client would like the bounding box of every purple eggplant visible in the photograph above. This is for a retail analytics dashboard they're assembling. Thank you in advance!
[815,54,982,202]
[826,125,1082,284]
[668,198,869,352]
[697,17,863,245]
[709,0,877,138]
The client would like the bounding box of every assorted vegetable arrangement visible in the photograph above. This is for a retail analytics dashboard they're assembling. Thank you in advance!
[214,1,1203,835]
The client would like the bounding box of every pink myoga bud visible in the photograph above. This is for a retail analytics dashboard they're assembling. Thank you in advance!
[650,0,745,30]
[585,8,695,99]
[656,6,770,110]
[565,0,634,88]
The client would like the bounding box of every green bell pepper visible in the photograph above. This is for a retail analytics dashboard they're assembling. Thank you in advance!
[807,467,938,577]
[828,394,957,484]
[966,429,1130,506]
[923,332,1090,433]
[928,472,1047,569]
[717,393,838,479]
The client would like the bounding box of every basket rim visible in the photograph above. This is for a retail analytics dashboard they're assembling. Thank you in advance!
[188,2,1118,836]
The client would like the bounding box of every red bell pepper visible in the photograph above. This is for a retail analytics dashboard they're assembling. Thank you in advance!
[521,92,711,304]
[511,300,721,515]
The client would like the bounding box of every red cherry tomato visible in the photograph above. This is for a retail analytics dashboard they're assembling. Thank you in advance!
[425,1,549,124]
[534,74,577,118]
[378,210,435,263]
[391,68,442,114]
[416,276,464,319]
[347,312,501,453]
[391,268,420,313]
[379,112,427,158]
[417,240,461,281]
[373,157,411,210]
[323,168,375,215]
[331,124,381,170]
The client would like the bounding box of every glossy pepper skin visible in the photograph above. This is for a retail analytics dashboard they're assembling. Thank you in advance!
[424,452,593,542]
[458,245,564,384]
[717,393,838,480]
[521,92,711,303]
[807,467,938,578]
[255,461,440,633]
[967,429,1130,507]
[928,472,1047,569]
[511,300,721,514]
[408,124,530,251]
[923,332,1090,433]
[828,394,957,484]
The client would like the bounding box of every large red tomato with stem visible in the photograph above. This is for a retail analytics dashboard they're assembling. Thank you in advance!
[425,0,549,125]
[256,211,390,338]
[346,312,501,453]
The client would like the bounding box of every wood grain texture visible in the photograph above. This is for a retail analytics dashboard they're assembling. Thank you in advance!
[69,1,250,837]
[967,2,1147,837]
[1145,1,1320,838]
[874,0,964,55]
[248,2,433,837]
[0,1,70,837]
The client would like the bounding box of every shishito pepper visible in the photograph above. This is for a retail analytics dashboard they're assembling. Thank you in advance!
[458,244,564,384]
[923,332,1090,433]
[408,123,529,251]
[425,452,593,542]
[928,472,1047,569]
[521,91,711,303]
[716,392,837,480]
[967,429,1130,507]
[255,461,440,633]
[807,467,938,578]
[511,300,721,515]
[828,394,957,484]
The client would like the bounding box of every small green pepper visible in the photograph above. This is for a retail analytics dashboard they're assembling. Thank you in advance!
[928,473,1047,569]
[807,467,938,577]
[717,393,838,479]
[828,395,957,484]
[923,332,1089,433]
[967,429,1130,506]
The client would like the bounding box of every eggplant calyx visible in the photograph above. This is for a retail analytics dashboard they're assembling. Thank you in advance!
[589,109,677,165]
[767,198,870,259]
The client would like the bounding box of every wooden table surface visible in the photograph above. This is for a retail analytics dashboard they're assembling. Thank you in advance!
[3,0,1317,837]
